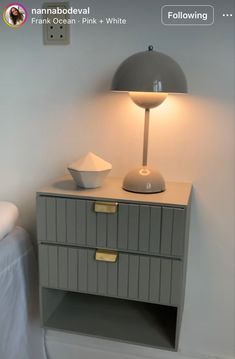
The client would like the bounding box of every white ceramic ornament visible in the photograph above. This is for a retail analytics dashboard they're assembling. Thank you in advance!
[68,152,112,189]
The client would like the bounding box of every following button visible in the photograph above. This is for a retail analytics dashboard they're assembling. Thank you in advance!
[161,5,214,26]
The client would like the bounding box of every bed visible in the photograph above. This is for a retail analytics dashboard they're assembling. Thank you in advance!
[0,202,46,359]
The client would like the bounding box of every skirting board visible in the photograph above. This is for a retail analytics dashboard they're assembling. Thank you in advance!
[45,330,233,359]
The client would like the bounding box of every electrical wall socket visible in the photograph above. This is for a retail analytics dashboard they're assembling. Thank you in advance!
[43,2,70,45]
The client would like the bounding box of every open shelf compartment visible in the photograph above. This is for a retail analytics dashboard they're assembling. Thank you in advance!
[41,288,178,350]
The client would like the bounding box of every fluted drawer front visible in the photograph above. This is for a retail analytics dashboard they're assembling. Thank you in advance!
[37,196,186,257]
[39,244,182,306]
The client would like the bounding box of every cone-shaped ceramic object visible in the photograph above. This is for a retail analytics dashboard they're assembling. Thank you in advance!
[68,152,112,188]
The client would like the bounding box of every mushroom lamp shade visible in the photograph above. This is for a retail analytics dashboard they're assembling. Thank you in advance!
[111,46,187,193]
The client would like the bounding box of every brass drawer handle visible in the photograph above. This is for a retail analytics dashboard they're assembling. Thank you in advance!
[94,202,118,214]
[95,249,118,263]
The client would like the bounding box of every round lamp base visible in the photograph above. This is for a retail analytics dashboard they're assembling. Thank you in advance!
[122,167,165,194]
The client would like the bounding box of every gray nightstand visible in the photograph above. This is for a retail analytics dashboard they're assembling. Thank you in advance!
[37,175,192,351]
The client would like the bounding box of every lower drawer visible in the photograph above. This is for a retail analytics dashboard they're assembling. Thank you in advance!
[39,244,182,306]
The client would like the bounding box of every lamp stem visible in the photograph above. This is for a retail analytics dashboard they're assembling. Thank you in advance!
[142,108,150,166]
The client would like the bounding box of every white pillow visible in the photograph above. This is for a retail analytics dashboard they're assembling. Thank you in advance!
[0,202,19,241]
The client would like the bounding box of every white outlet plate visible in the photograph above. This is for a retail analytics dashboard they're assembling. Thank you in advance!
[43,2,70,45]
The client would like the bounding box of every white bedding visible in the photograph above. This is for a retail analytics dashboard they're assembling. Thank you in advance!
[0,227,46,359]
[0,202,19,241]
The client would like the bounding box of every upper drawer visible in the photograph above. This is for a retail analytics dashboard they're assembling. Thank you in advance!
[37,196,186,257]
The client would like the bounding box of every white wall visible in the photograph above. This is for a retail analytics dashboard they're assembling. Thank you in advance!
[0,0,234,358]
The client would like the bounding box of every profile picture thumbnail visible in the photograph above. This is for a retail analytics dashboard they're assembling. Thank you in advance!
[3,3,28,28]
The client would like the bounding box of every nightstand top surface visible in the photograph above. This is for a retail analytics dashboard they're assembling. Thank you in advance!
[38,175,192,207]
